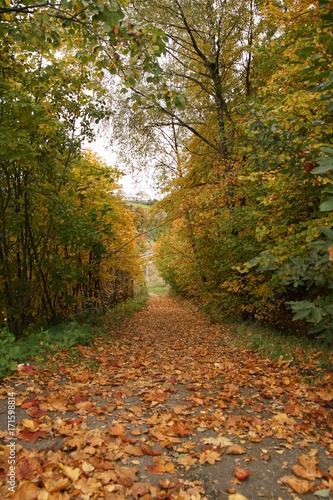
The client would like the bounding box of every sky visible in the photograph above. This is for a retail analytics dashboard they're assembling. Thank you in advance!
[86,136,157,199]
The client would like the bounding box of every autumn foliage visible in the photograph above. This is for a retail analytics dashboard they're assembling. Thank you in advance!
[0,6,144,335]
[153,0,333,340]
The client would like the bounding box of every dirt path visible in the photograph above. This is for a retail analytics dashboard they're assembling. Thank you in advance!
[0,296,332,499]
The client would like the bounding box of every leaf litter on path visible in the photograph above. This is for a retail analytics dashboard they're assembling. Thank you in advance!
[0,296,332,499]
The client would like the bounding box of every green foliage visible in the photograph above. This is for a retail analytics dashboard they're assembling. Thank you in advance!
[0,327,22,378]
[153,0,333,344]
[0,285,149,379]
[243,0,333,342]
[0,1,145,335]
[104,285,149,330]
[230,321,333,381]
[0,321,93,378]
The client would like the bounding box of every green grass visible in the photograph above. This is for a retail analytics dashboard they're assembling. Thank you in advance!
[125,201,150,210]
[104,286,149,329]
[229,321,333,380]
[0,287,149,379]
[0,321,94,379]
[147,284,170,296]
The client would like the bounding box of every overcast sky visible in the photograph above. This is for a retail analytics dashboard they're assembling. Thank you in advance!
[86,136,156,198]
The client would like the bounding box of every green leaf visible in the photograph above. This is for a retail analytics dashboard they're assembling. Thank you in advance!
[288,301,313,311]
[311,156,333,174]
[320,197,333,211]
[292,309,311,320]
[311,307,322,323]
[314,489,331,498]
[320,147,333,155]
[319,227,333,239]
[175,96,186,110]
[296,46,316,58]
[247,257,261,268]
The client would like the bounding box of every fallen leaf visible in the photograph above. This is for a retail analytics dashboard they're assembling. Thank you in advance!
[314,490,331,498]
[81,461,95,473]
[109,425,125,436]
[234,467,250,481]
[43,478,70,493]
[226,444,246,455]
[149,427,165,441]
[13,483,40,500]
[19,428,48,443]
[59,464,81,482]
[202,436,233,447]
[141,444,161,456]
[178,455,197,468]
[228,494,248,500]
[283,476,311,494]
[21,419,39,432]
[130,482,157,499]
[199,450,221,465]
[146,463,166,475]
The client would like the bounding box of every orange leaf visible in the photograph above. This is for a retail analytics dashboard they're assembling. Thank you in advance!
[109,425,125,436]
[13,482,40,500]
[19,428,47,443]
[141,444,161,456]
[173,421,192,436]
[234,467,250,481]
[43,477,70,493]
[149,427,165,441]
[286,476,311,494]
[226,444,246,455]
[146,463,165,474]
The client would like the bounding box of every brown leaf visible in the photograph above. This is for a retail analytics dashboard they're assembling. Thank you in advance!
[199,450,221,465]
[297,454,322,479]
[17,458,42,481]
[130,482,156,499]
[286,476,311,494]
[173,421,193,436]
[81,461,95,473]
[234,467,250,481]
[202,436,233,447]
[13,483,40,500]
[109,425,125,436]
[95,470,118,485]
[115,465,139,482]
[226,444,246,455]
[149,427,165,441]
[178,455,197,468]
[123,444,143,456]
[141,444,161,456]
[146,463,165,474]
[59,464,81,482]
[43,478,70,493]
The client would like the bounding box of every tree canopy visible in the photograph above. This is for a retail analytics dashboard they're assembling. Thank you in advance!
[1,0,332,341]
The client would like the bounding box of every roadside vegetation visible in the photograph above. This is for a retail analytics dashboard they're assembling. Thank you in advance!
[0,289,149,379]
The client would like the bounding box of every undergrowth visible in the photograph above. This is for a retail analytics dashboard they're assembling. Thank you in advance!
[229,321,333,381]
[0,287,149,379]
[103,286,149,331]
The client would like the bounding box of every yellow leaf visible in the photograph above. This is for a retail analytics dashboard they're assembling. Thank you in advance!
[59,464,81,482]
[286,477,311,494]
[81,461,95,473]
[228,494,249,500]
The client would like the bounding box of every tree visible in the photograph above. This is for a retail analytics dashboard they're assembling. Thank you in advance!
[0,0,157,334]
[110,0,263,188]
